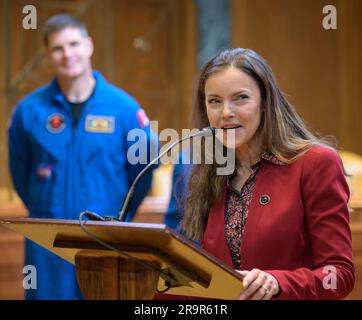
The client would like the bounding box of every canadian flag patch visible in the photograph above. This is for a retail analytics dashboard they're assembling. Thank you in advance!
[136,109,150,128]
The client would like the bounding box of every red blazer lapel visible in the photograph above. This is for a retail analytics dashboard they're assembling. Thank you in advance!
[202,160,278,271]
[241,160,274,269]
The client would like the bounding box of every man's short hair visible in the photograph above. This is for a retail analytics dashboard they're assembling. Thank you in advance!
[43,13,89,46]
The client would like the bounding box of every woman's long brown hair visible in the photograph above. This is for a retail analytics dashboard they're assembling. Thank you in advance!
[181,48,334,241]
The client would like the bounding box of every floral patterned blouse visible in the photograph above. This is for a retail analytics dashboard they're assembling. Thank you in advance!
[225,153,284,269]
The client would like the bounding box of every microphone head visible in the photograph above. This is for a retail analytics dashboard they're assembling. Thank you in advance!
[199,127,215,137]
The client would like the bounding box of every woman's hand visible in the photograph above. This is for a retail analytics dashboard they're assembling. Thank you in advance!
[237,268,280,300]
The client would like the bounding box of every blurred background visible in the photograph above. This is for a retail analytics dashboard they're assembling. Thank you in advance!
[0,0,361,299]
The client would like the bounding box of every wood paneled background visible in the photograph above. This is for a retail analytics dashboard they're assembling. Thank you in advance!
[1,0,362,195]
[232,0,362,154]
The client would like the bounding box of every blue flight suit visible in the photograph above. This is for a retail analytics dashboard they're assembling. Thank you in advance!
[164,151,191,230]
[8,71,158,299]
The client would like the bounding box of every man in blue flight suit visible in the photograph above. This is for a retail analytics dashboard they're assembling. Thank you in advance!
[164,151,191,230]
[8,14,158,300]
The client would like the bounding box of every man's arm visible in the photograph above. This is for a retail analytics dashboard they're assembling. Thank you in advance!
[122,106,159,221]
[8,104,32,208]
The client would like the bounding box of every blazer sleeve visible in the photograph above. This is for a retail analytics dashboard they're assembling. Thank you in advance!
[267,148,355,299]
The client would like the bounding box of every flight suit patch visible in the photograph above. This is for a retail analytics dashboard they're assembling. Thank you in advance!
[85,115,115,133]
[46,113,65,133]
[136,109,149,128]
[37,163,53,180]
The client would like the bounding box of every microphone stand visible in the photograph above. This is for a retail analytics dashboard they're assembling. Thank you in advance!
[81,127,214,222]
[78,127,215,291]
[117,127,214,222]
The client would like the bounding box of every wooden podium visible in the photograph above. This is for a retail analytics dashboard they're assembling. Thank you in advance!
[0,217,244,300]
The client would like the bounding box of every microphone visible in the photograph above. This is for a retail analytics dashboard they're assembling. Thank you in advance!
[116,127,215,222]
[81,127,214,222]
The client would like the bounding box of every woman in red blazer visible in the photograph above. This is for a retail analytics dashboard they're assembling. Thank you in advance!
[181,48,354,300]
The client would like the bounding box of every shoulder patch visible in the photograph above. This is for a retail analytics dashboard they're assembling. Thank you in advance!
[136,109,150,128]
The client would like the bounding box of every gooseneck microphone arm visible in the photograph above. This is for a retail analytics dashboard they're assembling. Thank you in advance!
[78,127,215,292]
[116,127,215,222]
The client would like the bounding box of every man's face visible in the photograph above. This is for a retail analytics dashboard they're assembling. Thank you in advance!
[46,27,93,79]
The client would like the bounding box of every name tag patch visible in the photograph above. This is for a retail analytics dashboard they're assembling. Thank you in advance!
[85,115,115,133]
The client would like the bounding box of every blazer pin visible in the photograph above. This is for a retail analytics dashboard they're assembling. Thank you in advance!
[259,195,270,206]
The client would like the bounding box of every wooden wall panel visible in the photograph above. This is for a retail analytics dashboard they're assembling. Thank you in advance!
[347,208,362,299]
[0,227,24,300]
[0,203,27,300]
[113,0,196,133]
[338,0,362,154]
[0,0,7,194]
[232,0,362,154]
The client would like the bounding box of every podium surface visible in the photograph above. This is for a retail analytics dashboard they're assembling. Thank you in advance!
[1,217,244,299]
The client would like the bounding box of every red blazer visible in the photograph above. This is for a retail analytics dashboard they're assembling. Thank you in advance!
[202,146,355,299]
